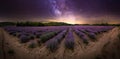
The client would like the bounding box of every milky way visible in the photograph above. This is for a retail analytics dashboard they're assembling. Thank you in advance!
[0,0,120,24]
[50,0,75,15]
[48,0,76,24]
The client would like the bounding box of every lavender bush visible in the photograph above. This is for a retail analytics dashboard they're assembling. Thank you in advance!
[65,28,74,50]
[39,31,58,43]
[74,29,89,44]
[46,30,67,52]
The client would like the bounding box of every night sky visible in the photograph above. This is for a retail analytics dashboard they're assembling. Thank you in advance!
[0,0,120,24]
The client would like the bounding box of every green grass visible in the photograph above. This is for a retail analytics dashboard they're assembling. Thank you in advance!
[40,32,57,43]
[8,49,15,55]
[28,42,36,48]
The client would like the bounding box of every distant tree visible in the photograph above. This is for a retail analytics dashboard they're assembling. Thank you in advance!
[0,22,16,27]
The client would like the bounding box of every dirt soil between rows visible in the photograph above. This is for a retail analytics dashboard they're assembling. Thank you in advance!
[0,27,120,59]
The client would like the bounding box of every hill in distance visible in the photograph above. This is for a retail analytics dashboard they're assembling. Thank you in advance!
[0,21,120,26]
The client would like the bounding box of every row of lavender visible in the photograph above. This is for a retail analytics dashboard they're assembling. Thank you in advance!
[65,28,74,49]
[3,26,114,51]
[73,26,114,44]
[46,29,67,52]
[4,26,68,43]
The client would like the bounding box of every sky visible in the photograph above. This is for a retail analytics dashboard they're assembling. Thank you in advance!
[0,0,120,24]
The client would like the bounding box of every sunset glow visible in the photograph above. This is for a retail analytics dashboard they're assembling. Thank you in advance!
[0,0,120,24]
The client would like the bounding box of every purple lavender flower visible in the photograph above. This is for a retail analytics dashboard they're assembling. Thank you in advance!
[46,30,67,52]
[65,28,74,50]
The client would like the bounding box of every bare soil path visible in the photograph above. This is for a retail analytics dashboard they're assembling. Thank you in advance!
[0,28,6,59]
[0,27,119,59]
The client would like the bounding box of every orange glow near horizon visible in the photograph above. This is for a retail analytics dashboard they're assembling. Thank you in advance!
[1,15,120,24]
[48,14,87,24]
[48,15,77,24]
[59,15,76,24]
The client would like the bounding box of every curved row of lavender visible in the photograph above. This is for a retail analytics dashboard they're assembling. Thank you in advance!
[73,26,114,42]
[74,26,114,34]
[46,29,67,52]
[73,28,89,44]
[65,28,74,50]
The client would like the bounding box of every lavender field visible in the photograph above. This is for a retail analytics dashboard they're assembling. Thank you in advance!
[1,26,120,59]
[3,26,114,49]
